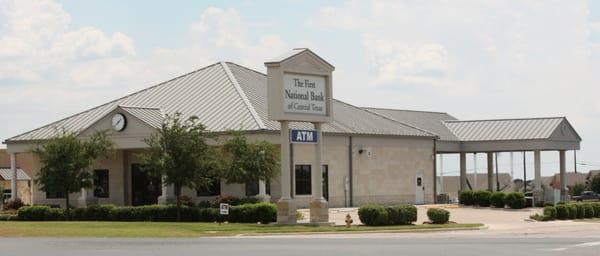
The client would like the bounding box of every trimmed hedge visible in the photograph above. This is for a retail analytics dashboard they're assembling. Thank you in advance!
[17,203,276,223]
[592,203,600,218]
[582,203,595,219]
[567,204,578,219]
[358,205,418,226]
[17,206,65,221]
[555,204,569,220]
[543,206,557,220]
[458,191,475,206]
[504,192,525,209]
[489,192,506,208]
[427,208,450,224]
[473,190,492,207]
[574,204,585,219]
[358,205,388,226]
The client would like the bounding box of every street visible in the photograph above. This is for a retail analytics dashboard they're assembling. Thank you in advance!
[2,224,600,256]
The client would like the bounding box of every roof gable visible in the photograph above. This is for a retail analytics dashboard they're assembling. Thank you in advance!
[443,117,569,141]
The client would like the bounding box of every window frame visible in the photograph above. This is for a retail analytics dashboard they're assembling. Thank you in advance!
[295,164,312,196]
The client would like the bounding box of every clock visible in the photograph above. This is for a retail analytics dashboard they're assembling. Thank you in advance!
[111,113,127,131]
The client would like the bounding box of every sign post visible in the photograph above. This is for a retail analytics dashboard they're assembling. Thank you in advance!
[265,48,334,224]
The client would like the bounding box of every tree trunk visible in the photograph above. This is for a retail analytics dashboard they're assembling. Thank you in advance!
[65,187,70,221]
[175,184,181,222]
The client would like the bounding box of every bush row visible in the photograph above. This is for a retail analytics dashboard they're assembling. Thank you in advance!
[17,203,277,223]
[459,191,525,209]
[358,205,417,226]
[531,202,600,221]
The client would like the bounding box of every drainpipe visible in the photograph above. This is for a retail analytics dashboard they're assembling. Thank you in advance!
[433,139,437,204]
[348,136,354,207]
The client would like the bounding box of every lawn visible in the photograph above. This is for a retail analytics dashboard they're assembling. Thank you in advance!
[0,221,483,237]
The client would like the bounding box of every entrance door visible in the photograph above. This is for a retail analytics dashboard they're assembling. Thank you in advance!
[131,164,161,206]
[415,173,425,204]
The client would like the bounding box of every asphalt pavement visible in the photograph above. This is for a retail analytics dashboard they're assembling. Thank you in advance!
[1,232,600,256]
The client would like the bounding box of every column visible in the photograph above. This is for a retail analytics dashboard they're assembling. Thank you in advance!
[459,152,467,192]
[534,151,542,190]
[559,150,567,201]
[256,180,271,202]
[473,153,478,190]
[533,150,543,206]
[77,186,97,208]
[439,154,444,194]
[277,121,296,224]
[157,176,176,204]
[310,122,328,223]
[487,152,494,191]
[10,152,17,200]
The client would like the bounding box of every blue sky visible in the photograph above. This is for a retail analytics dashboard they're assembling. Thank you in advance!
[1,0,599,178]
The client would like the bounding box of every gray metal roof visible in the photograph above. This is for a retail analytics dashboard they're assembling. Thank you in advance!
[6,62,434,143]
[119,106,164,129]
[0,168,31,181]
[365,108,459,141]
[443,117,579,141]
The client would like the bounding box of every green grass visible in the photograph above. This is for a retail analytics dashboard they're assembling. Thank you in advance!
[0,221,483,237]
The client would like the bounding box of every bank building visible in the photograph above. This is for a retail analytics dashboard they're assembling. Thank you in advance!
[2,49,581,213]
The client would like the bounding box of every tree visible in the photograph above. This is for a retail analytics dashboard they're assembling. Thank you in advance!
[222,132,279,192]
[588,174,600,194]
[32,131,114,217]
[139,113,221,221]
[571,182,586,196]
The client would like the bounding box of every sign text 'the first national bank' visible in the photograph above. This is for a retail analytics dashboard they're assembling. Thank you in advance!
[283,73,326,116]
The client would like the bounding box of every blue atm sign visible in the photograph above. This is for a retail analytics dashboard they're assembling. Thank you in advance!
[290,129,318,144]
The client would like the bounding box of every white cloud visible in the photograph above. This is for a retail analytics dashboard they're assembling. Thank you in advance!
[307,0,600,173]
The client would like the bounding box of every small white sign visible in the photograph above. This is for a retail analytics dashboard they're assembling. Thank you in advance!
[219,203,229,215]
[283,73,326,116]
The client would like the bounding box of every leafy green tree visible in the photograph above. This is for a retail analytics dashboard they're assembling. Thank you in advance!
[588,174,600,194]
[571,182,586,196]
[222,132,279,191]
[140,113,221,221]
[32,131,114,217]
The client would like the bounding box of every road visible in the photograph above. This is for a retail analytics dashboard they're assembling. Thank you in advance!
[2,227,600,256]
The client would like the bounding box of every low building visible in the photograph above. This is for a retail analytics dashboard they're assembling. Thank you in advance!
[2,49,583,208]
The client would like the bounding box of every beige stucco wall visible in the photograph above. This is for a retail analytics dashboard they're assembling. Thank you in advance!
[4,132,435,208]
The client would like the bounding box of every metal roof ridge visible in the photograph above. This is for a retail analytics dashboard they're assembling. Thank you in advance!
[444,116,566,123]
[363,106,452,116]
[117,105,162,110]
[220,62,266,130]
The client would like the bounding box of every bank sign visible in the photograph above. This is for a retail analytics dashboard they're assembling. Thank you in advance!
[283,74,326,116]
[290,129,318,144]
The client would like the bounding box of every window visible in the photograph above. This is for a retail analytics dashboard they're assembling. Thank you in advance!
[197,180,221,196]
[46,188,65,199]
[295,165,311,195]
[245,180,259,196]
[245,180,271,196]
[94,169,110,198]
[322,165,329,201]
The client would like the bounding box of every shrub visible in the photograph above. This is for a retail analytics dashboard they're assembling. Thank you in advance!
[473,190,492,207]
[543,206,557,220]
[213,195,259,207]
[530,213,552,221]
[17,206,65,221]
[504,192,525,209]
[544,202,555,207]
[71,204,116,221]
[490,192,506,208]
[555,204,569,220]
[458,190,475,206]
[197,200,213,208]
[385,205,417,225]
[427,208,450,224]
[582,203,594,218]
[592,202,600,218]
[2,198,25,211]
[358,205,389,226]
[574,204,585,219]
[567,204,578,219]
[229,203,277,224]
